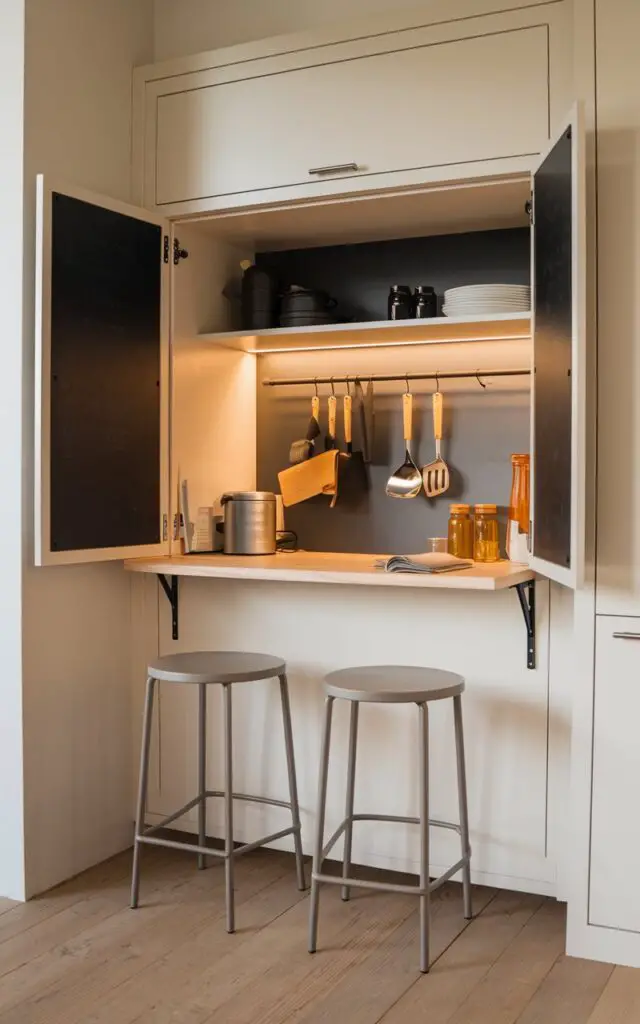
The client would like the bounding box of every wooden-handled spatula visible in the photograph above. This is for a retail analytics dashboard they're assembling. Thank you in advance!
[422,390,450,497]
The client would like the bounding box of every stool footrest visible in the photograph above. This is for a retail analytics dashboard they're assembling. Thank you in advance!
[321,812,464,861]
[141,790,295,839]
[136,824,300,861]
[312,854,469,899]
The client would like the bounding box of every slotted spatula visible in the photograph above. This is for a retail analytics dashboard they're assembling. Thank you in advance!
[422,390,450,497]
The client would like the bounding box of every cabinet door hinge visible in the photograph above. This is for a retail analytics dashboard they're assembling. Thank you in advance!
[163,236,170,264]
[162,513,168,541]
[173,239,189,265]
[525,194,534,226]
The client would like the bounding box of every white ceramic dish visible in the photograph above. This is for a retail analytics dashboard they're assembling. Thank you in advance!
[445,284,530,296]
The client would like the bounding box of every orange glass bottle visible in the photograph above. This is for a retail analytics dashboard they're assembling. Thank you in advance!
[506,454,530,562]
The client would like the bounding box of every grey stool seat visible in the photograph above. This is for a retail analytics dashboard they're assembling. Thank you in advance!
[324,665,464,703]
[148,651,285,685]
[309,665,472,974]
[131,651,305,932]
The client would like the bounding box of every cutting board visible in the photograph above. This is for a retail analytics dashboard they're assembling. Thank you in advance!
[278,450,339,507]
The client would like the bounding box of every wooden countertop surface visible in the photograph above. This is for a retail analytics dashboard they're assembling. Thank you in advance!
[124,551,534,591]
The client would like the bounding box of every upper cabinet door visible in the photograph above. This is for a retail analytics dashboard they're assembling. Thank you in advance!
[152,27,549,210]
[529,106,586,588]
[35,176,170,566]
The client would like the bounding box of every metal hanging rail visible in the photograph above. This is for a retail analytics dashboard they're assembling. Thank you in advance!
[262,368,531,387]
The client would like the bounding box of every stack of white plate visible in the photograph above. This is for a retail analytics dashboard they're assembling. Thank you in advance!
[443,284,531,317]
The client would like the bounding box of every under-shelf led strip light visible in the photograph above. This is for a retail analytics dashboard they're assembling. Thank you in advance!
[250,333,531,355]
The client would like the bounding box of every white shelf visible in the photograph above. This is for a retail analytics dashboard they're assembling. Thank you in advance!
[197,312,532,353]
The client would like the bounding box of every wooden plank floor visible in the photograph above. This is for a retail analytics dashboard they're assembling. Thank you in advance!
[0,846,629,1024]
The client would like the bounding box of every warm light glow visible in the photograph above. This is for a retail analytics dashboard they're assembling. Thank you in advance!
[250,334,531,355]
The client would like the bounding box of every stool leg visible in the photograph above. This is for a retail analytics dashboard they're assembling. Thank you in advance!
[454,694,473,920]
[223,683,235,933]
[198,683,208,870]
[309,695,334,954]
[418,701,430,973]
[279,674,306,891]
[131,677,156,909]
[341,701,359,901]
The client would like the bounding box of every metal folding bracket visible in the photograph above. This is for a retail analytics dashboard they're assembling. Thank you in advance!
[157,574,179,640]
[512,579,536,669]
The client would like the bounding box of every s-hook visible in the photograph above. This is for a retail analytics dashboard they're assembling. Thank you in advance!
[476,371,487,389]
[314,377,319,397]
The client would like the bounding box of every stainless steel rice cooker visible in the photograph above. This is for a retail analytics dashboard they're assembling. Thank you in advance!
[220,491,277,555]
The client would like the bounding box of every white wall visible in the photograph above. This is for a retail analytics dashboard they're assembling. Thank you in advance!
[21,0,154,897]
[0,0,27,902]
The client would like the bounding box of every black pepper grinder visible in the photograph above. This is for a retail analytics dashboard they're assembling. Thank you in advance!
[414,285,437,318]
[388,285,413,320]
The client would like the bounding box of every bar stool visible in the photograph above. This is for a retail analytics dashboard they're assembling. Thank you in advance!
[308,665,472,973]
[131,651,306,931]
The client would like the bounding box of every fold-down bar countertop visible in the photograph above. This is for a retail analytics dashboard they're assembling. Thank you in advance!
[124,551,534,591]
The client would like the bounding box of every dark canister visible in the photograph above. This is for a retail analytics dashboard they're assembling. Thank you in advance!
[388,285,413,320]
[414,285,437,318]
[240,263,278,330]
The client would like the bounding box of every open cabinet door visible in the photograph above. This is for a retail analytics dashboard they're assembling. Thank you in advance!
[529,105,586,588]
[35,176,170,566]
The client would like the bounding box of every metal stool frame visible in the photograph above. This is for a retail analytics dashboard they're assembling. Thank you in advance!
[308,694,472,973]
[131,671,306,932]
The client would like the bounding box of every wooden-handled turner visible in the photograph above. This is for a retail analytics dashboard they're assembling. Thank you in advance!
[422,390,450,497]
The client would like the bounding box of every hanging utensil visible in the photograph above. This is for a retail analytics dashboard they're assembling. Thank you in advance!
[353,378,370,463]
[386,385,422,499]
[324,381,338,451]
[422,388,450,497]
[289,384,322,464]
[364,378,375,463]
[339,381,368,503]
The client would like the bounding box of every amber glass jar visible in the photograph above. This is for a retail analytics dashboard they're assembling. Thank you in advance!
[474,504,500,562]
[448,503,473,559]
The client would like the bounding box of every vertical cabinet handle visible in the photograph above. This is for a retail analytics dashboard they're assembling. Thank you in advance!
[308,163,360,175]
[612,632,640,640]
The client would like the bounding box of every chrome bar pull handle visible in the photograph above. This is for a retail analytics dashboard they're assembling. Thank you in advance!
[308,162,359,175]
[613,632,640,640]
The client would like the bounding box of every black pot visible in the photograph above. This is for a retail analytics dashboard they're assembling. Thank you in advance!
[280,285,337,317]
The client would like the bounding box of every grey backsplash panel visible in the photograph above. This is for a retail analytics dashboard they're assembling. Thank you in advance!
[256,228,530,555]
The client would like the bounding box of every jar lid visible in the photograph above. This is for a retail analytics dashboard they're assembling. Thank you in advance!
[415,285,435,294]
[511,453,530,464]
[221,491,276,503]
[449,503,470,513]
[475,503,498,513]
[390,284,412,293]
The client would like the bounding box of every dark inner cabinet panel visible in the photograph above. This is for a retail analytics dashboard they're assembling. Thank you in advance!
[532,129,573,569]
[49,193,162,552]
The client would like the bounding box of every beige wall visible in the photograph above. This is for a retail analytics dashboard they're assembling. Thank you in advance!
[152,0,553,61]
[153,0,429,59]
[22,0,154,897]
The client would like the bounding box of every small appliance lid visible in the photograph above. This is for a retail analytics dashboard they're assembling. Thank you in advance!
[221,491,277,503]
